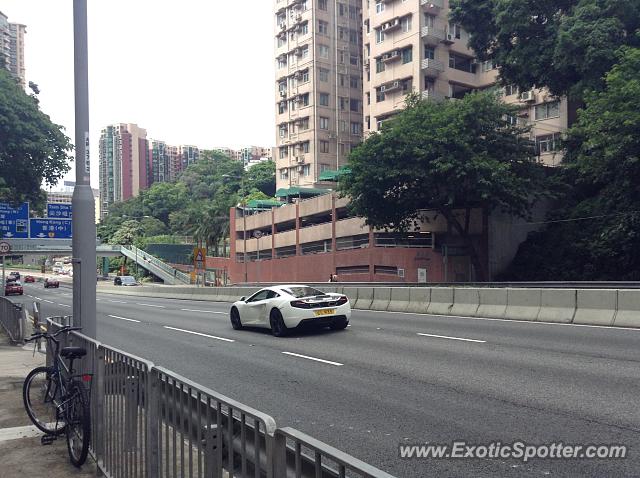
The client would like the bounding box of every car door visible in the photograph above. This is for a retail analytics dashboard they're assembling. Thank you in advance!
[242,290,271,325]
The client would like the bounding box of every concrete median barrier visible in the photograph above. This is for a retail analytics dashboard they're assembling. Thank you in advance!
[505,288,542,321]
[537,289,576,323]
[370,288,391,311]
[477,289,507,319]
[387,288,411,313]
[342,287,359,308]
[427,288,454,316]
[405,287,430,314]
[450,288,480,317]
[354,287,374,310]
[573,289,617,326]
[613,290,640,328]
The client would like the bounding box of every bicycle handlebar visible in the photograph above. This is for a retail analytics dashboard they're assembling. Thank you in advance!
[26,325,82,342]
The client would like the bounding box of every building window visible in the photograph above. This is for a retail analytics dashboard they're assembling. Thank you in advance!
[351,122,362,135]
[349,29,359,44]
[448,22,462,39]
[300,44,309,58]
[482,60,495,72]
[340,96,349,110]
[320,163,331,172]
[350,99,360,112]
[375,29,385,44]
[401,16,412,32]
[320,140,330,153]
[319,93,330,106]
[277,57,287,69]
[319,44,330,58]
[298,117,309,130]
[449,53,476,73]
[280,169,289,180]
[302,164,311,176]
[376,1,385,14]
[504,84,518,96]
[279,147,288,159]
[535,101,561,120]
[319,117,330,130]
[350,75,359,88]
[350,54,359,66]
[278,102,287,114]
[376,89,386,102]
[536,133,561,154]
[299,22,308,35]
[376,58,385,73]
[402,47,413,64]
[301,141,310,153]
[300,69,309,83]
[339,120,348,132]
[318,20,329,35]
[424,14,435,27]
[318,0,328,10]
[319,68,329,82]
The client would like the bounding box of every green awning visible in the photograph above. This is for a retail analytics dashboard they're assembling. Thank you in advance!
[275,187,330,198]
[318,167,352,182]
[246,199,283,209]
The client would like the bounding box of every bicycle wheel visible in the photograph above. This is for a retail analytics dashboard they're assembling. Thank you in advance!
[23,366,66,435]
[66,382,91,467]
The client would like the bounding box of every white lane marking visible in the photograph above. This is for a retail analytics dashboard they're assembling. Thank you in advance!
[137,303,166,308]
[58,304,71,308]
[180,308,227,315]
[361,309,640,332]
[163,326,234,342]
[108,315,141,323]
[27,295,33,298]
[417,333,486,343]
[281,351,343,367]
[109,300,127,304]
[42,300,54,304]
[34,297,42,301]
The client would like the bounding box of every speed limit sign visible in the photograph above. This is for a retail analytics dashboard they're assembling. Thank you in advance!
[0,241,10,255]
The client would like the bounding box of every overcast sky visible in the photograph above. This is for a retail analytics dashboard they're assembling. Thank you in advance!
[0,0,275,188]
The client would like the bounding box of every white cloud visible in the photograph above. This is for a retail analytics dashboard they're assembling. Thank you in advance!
[0,0,276,188]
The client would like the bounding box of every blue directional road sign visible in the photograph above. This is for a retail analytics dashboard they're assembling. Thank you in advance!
[0,202,29,239]
[47,203,72,219]
[30,218,72,239]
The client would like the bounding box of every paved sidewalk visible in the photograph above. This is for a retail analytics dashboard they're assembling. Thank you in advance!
[0,328,95,477]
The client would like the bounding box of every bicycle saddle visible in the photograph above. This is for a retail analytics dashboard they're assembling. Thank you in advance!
[60,347,87,359]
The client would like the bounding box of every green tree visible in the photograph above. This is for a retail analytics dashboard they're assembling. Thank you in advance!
[140,181,187,225]
[340,92,544,280]
[505,46,640,280]
[244,160,276,196]
[109,220,143,246]
[450,0,640,98]
[0,69,72,204]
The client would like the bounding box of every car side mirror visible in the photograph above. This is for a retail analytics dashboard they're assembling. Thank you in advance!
[240,296,246,301]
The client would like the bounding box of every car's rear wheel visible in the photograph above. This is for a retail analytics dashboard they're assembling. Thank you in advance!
[230,307,243,330]
[330,316,349,330]
[270,309,288,337]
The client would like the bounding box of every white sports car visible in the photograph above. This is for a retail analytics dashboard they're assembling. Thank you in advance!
[230,285,351,337]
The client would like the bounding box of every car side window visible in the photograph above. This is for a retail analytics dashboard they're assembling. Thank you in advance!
[247,290,270,303]
[265,290,280,300]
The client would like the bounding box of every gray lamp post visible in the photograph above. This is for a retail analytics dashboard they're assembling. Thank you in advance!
[222,173,248,283]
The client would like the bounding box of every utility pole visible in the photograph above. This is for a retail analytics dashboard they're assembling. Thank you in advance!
[72,0,97,338]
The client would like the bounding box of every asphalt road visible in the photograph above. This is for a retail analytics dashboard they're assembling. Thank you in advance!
[12,283,640,478]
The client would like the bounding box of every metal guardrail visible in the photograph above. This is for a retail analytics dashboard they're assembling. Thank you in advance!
[238,281,640,289]
[119,245,191,285]
[46,318,394,478]
[0,297,25,343]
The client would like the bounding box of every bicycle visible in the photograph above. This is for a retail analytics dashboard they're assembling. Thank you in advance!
[22,325,92,467]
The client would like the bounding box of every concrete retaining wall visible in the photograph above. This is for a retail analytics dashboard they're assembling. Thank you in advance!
[342,287,359,308]
[477,289,507,319]
[354,287,373,310]
[537,289,576,324]
[387,288,411,313]
[406,288,430,314]
[505,288,541,322]
[427,288,454,316]
[370,288,391,311]
[614,290,640,328]
[450,288,480,317]
[573,289,617,326]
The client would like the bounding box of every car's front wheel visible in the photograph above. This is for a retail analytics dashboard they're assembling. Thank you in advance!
[270,309,289,337]
[230,307,243,330]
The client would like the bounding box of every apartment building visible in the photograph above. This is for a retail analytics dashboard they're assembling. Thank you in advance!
[0,11,26,86]
[274,0,364,192]
[363,0,570,166]
[98,124,149,218]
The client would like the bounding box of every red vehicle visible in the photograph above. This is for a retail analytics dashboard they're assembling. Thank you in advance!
[44,278,60,288]
[5,281,23,296]
[24,275,35,283]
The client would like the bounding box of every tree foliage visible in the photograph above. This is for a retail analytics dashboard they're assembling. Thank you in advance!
[0,69,72,204]
[340,92,545,280]
[244,160,276,196]
[450,0,640,98]
[503,46,640,279]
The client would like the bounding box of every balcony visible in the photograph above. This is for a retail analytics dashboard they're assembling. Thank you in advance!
[380,50,402,63]
[380,80,403,93]
[421,26,446,45]
[421,58,444,77]
[421,0,444,15]
[421,90,445,102]
[379,17,401,33]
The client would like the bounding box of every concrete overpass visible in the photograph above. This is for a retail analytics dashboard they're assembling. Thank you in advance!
[3,239,191,285]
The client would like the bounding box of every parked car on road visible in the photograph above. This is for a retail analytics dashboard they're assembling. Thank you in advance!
[114,276,138,286]
[8,271,20,280]
[44,278,60,288]
[24,275,35,283]
[230,285,351,337]
[5,280,23,296]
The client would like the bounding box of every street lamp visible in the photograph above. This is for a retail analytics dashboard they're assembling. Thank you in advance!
[222,173,248,283]
[254,230,263,284]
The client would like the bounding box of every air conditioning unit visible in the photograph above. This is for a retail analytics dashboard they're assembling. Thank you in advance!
[279,90,287,97]
[298,165,305,172]
[294,47,302,56]
[296,14,302,22]
[390,50,400,58]
[392,81,400,88]
[380,85,386,92]
[279,23,286,31]
[447,34,454,41]
[297,156,305,163]
[519,90,535,102]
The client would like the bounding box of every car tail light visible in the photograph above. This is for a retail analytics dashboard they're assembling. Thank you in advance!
[290,300,313,309]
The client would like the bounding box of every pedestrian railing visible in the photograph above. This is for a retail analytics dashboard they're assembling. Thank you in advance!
[120,245,191,285]
[46,318,394,478]
[0,297,26,343]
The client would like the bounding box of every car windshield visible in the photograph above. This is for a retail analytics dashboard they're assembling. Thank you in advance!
[121,276,136,284]
[8,281,21,286]
[282,286,325,298]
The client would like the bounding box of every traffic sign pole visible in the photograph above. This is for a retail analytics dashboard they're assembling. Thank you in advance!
[72,0,96,338]
[0,242,10,297]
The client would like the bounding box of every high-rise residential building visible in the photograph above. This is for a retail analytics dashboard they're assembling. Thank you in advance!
[0,11,26,86]
[180,145,200,172]
[274,0,364,192]
[150,140,170,185]
[362,0,570,166]
[98,123,149,219]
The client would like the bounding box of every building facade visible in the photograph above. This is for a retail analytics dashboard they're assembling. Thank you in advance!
[98,123,149,218]
[0,11,26,86]
[274,0,364,192]
[362,0,570,166]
